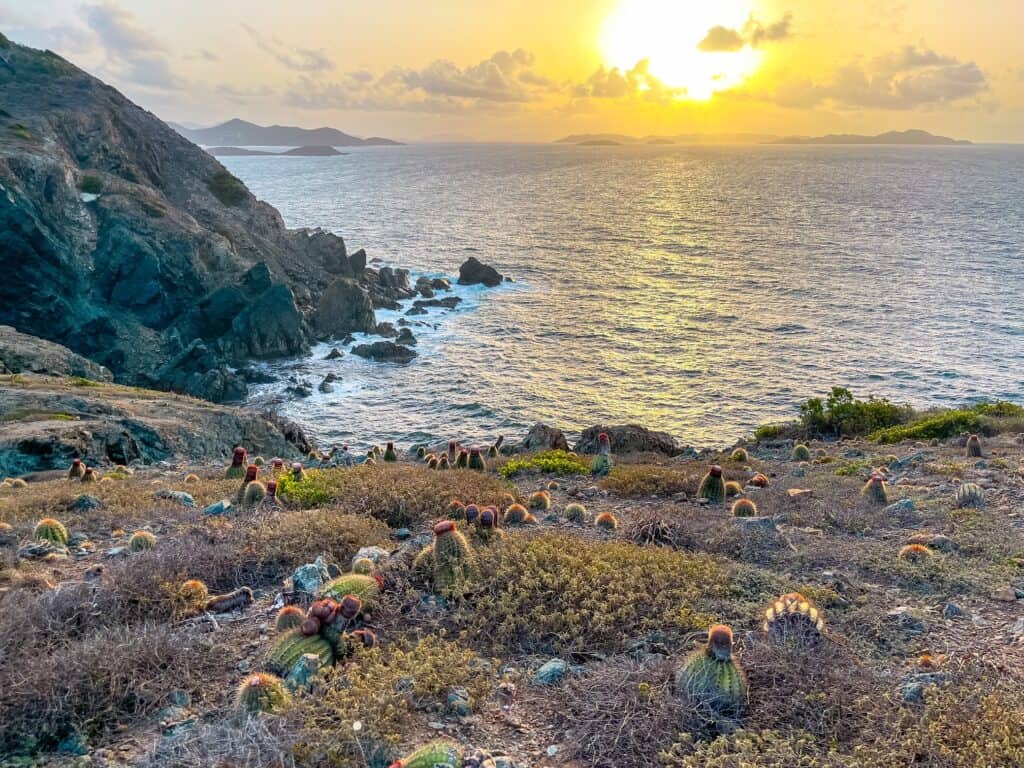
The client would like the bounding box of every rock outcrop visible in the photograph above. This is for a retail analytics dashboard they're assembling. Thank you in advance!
[457,257,503,287]
[350,341,417,363]
[0,325,112,382]
[315,278,376,337]
[0,36,378,402]
[575,424,682,456]
[520,423,569,452]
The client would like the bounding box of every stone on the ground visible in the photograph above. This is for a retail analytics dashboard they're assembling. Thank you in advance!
[531,658,569,686]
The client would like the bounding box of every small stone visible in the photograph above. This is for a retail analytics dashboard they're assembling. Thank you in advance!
[155,489,196,507]
[884,499,915,513]
[325,347,343,360]
[352,546,390,569]
[428,721,446,730]
[237,660,250,673]
[532,659,569,687]
[70,494,103,512]
[286,653,323,693]
[56,730,89,756]
[394,528,412,540]
[105,546,128,558]
[446,686,472,716]
[900,671,950,703]
[292,556,332,595]
[168,690,191,707]
[547,746,560,757]
[203,499,232,516]
[991,586,1018,602]
[941,602,965,619]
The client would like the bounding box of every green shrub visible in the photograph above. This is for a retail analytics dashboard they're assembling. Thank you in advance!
[78,175,103,194]
[871,401,1024,443]
[68,377,100,387]
[800,387,911,438]
[498,450,589,478]
[599,464,694,497]
[207,170,248,207]
[454,534,724,653]
[753,423,788,440]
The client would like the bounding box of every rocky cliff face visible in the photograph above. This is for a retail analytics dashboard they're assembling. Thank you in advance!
[0,35,378,401]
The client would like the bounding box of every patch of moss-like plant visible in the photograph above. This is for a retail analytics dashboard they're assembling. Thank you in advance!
[598,464,694,497]
[498,450,589,478]
[871,401,1024,444]
[78,175,103,194]
[69,377,101,387]
[207,169,248,207]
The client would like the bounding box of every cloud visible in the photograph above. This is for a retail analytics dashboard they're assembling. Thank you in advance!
[242,24,334,73]
[285,49,555,112]
[80,1,183,90]
[698,13,792,52]
[767,45,987,109]
[572,60,682,102]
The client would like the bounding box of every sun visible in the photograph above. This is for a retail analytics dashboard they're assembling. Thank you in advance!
[600,0,762,101]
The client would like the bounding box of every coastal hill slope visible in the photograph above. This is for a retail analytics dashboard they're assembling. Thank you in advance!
[0,34,378,402]
[773,129,971,145]
[174,118,402,147]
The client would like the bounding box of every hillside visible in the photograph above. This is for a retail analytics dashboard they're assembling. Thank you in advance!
[774,129,972,146]
[0,35,380,402]
[176,118,402,147]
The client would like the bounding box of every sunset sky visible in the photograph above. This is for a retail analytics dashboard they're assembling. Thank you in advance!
[2,0,1022,142]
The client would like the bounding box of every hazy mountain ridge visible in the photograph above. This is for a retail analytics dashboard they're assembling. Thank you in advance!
[174,118,402,147]
[556,132,780,145]
[773,129,971,145]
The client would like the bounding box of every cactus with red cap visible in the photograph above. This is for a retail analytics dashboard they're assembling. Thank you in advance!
[129,530,157,551]
[474,506,505,544]
[591,432,613,477]
[414,520,476,593]
[448,440,458,463]
[235,673,290,715]
[81,467,97,483]
[67,458,85,480]
[504,503,536,525]
[274,605,305,632]
[437,454,451,470]
[965,434,982,458]
[595,511,618,530]
[468,446,486,471]
[675,624,747,712]
[731,499,758,517]
[384,442,398,462]
[454,449,468,469]
[225,447,248,479]
[861,472,889,505]
[698,465,726,503]
[898,543,933,563]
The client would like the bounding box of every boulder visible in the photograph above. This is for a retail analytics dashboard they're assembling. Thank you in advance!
[153,340,248,403]
[575,424,682,456]
[396,328,417,346]
[314,278,376,337]
[520,423,569,452]
[458,257,503,287]
[351,341,417,363]
[413,297,462,311]
[0,326,113,382]
[229,284,309,359]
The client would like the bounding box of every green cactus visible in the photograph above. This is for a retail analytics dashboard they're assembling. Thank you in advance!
[67,459,85,480]
[487,445,499,458]
[291,463,306,482]
[861,473,889,504]
[81,468,97,483]
[528,491,551,511]
[730,448,749,463]
[352,557,376,575]
[274,605,305,632]
[595,511,618,530]
[437,455,451,470]
[455,450,469,469]
[34,518,68,546]
[384,442,398,462]
[235,672,290,715]
[675,624,746,712]
[427,456,439,469]
[761,592,826,647]
[791,444,811,462]
[319,573,380,608]
[417,446,427,459]
[266,629,335,675]
[129,530,157,551]
[731,499,757,517]
[468,447,486,471]
[564,502,588,524]
[697,465,726,503]
[503,503,531,524]
[590,453,613,477]
[225,447,248,479]
[412,544,435,581]
[431,520,475,592]
[724,481,743,498]
[389,741,462,768]
[965,434,983,458]
[955,482,984,508]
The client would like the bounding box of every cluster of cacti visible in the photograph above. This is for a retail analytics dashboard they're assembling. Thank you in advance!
[427,455,439,469]
[595,511,618,530]
[267,627,336,675]
[444,497,464,519]
[730,448,749,463]
[675,624,747,712]
[590,432,614,477]
[898,543,933,563]
[68,458,85,480]
[225,447,248,479]
[34,518,69,546]
[791,444,811,462]
[469,506,504,544]
[724,481,743,498]
[761,592,826,647]
[388,741,462,768]
[468,446,486,471]
[437,455,451,470]
[413,521,476,593]
[503,503,536,525]
[965,434,983,458]
[748,473,770,488]
[129,530,157,551]
[235,672,290,715]
[206,586,254,613]
[954,482,984,508]
[528,490,551,511]
[565,502,588,524]
[384,442,398,462]
[861,472,889,504]
[320,572,381,608]
[731,498,758,517]
[698,465,726,503]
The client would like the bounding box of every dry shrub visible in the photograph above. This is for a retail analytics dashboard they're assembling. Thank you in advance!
[0,580,127,655]
[141,714,300,768]
[625,508,684,547]
[295,636,495,767]
[598,464,697,497]
[556,657,686,768]
[250,508,390,573]
[0,622,221,753]
[278,464,512,527]
[455,534,723,654]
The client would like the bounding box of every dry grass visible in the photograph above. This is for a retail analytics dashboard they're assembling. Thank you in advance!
[598,464,698,497]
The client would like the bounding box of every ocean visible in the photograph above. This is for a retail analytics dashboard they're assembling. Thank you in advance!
[221,142,1024,449]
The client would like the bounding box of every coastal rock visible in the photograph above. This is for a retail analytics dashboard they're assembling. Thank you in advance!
[375,322,399,338]
[396,328,417,346]
[152,340,247,403]
[458,257,503,287]
[575,424,682,456]
[520,423,569,452]
[351,341,417,363]
[413,297,462,311]
[315,278,376,337]
[229,284,309,359]
[0,325,113,382]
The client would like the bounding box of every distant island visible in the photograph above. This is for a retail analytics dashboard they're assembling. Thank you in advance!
[171,118,402,147]
[578,139,621,146]
[773,129,971,146]
[556,132,780,145]
[206,145,345,157]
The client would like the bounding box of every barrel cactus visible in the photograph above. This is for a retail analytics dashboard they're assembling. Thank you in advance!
[748,473,770,488]
[266,629,335,675]
[447,440,459,462]
[468,446,486,472]
[528,491,551,511]
[384,442,398,462]
[731,499,758,517]
[762,592,826,647]
[129,530,157,551]
[464,503,481,525]
[437,455,451,470]
[730,448,748,463]
[34,518,68,546]
[503,503,534,525]
[417,446,427,459]
[591,432,614,477]
[898,543,933,563]
[861,473,889,505]
[225,447,248,479]
[955,482,984,508]
[565,502,588,524]
[235,672,290,715]
[388,741,462,768]
[184,473,200,484]
[352,557,376,575]
[724,481,743,498]
[178,579,209,606]
[68,458,85,480]
[455,450,469,469]
[320,573,380,609]
[791,444,811,462]
[595,511,618,530]
[81,467,97,483]
[432,520,476,592]
[427,456,439,469]
[474,506,505,543]
[275,605,305,632]
[697,465,726,503]
[447,499,466,519]
[675,624,747,712]
[965,434,983,458]
[243,481,268,507]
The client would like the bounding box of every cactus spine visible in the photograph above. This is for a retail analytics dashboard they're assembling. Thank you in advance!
[528,491,551,511]
[595,511,618,530]
[590,432,613,477]
[698,465,726,503]
[730,448,748,463]
[762,592,826,647]
[243,481,268,507]
[565,502,588,524]
[731,499,757,517]
[455,450,469,469]
[431,520,475,592]
[861,473,889,504]
[319,573,380,608]
[724,481,743,498]
[236,673,290,715]
[675,624,746,712]
[503,503,531,524]
[34,518,68,546]
[955,482,984,508]
[898,543,933,563]
[275,605,305,632]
